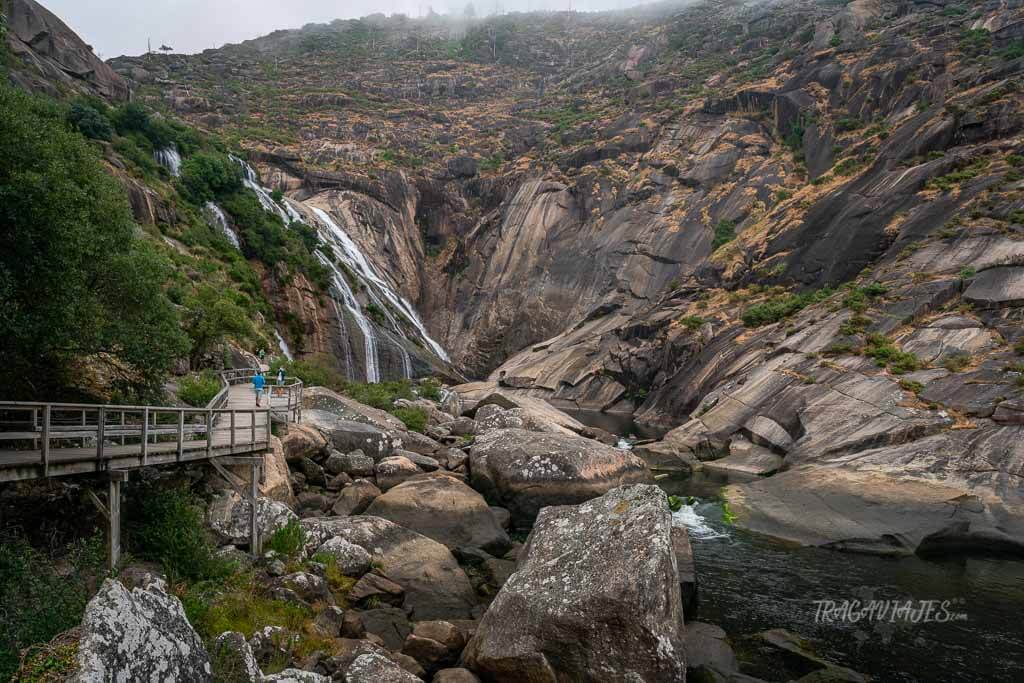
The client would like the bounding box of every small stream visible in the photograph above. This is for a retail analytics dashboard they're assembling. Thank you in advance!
[659,472,1024,681]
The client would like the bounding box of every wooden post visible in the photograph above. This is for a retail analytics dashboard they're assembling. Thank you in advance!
[250,409,256,445]
[266,406,272,443]
[176,411,184,462]
[206,409,213,458]
[40,405,50,477]
[230,411,236,450]
[141,407,149,466]
[249,461,261,556]
[96,408,106,462]
[107,471,128,570]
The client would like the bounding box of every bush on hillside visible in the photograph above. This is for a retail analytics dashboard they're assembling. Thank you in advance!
[178,371,223,407]
[67,102,113,140]
[0,83,189,401]
[178,151,243,204]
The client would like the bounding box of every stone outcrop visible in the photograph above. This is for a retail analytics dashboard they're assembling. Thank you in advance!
[5,0,130,101]
[76,578,211,681]
[302,516,478,620]
[469,428,653,525]
[462,485,686,681]
[364,472,512,554]
[207,492,298,547]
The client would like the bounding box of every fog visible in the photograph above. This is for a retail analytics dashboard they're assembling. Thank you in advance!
[44,0,655,58]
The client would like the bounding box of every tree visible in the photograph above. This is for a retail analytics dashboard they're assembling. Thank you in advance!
[0,84,189,400]
[159,44,173,53]
[178,151,242,204]
[182,285,252,366]
[67,102,114,140]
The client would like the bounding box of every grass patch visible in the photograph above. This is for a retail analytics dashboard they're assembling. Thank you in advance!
[265,520,306,559]
[899,379,924,394]
[712,219,737,250]
[741,287,834,327]
[391,406,428,433]
[863,334,920,374]
[679,315,706,331]
[928,158,990,192]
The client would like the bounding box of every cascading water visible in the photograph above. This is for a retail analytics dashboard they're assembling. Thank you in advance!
[228,155,448,382]
[317,251,380,383]
[155,145,182,176]
[203,202,240,248]
[310,207,449,364]
[230,155,303,225]
[275,329,294,361]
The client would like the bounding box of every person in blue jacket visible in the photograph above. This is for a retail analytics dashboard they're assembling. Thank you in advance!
[253,371,266,406]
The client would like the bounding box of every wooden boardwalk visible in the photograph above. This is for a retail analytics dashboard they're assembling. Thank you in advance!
[0,369,304,565]
[0,371,303,483]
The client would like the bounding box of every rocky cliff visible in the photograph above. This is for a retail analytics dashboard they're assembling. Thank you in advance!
[102,0,1024,553]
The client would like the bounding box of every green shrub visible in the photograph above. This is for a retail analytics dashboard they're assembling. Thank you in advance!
[0,83,188,401]
[711,219,736,250]
[1015,341,1024,355]
[265,520,306,559]
[679,315,705,330]
[418,378,443,401]
[0,533,106,680]
[67,102,113,141]
[900,379,924,394]
[178,151,242,204]
[392,406,428,433]
[126,485,234,584]
[178,371,222,407]
[741,288,834,327]
[942,352,972,372]
[928,158,990,192]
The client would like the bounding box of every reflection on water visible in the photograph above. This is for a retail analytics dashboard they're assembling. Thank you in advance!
[665,476,1024,682]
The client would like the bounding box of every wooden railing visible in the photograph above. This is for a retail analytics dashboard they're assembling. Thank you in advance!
[0,367,302,482]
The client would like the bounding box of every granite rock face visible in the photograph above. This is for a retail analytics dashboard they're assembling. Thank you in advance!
[469,428,653,526]
[462,485,686,681]
[75,578,211,682]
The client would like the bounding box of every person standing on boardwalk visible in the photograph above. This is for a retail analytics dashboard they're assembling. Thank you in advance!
[277,367,286,386]
[253,371,266,406]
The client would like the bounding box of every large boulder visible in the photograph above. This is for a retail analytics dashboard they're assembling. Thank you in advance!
[302,516,478,620]
[332,479,382,516]
[76,578,212,681]
[364,472,512,555]
[462,485,686,681]
[469,428,653,526]
[213,436,294,505]
[332,420,395,460]
[281,423,328,462]
[207,492,298,546]
[376,455,423,491]
[345,652,420,682]
[315,536,373,576]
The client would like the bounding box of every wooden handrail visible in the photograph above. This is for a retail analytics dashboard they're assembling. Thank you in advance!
[0,367,302,482]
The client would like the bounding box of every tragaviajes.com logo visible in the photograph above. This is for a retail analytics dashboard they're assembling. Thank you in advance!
[813,599,968,624]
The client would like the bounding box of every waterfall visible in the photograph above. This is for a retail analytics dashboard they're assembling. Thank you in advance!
[229,155,302,224]
[317,252,380,383]
[328,296,355,381]
[310,207,450,363]
[155,145,182,176]
[275,329,294,361]
[224,154,449,381]
[203,202,240,248]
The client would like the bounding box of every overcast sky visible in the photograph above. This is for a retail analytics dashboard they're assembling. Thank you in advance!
[46,0,648,58]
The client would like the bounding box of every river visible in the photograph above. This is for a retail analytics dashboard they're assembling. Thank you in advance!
[659,472,1024,681]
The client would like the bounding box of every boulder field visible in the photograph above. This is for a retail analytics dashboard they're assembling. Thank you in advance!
[60,382,882,682]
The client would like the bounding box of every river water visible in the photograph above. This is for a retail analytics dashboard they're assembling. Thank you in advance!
[659,473,1024,681]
